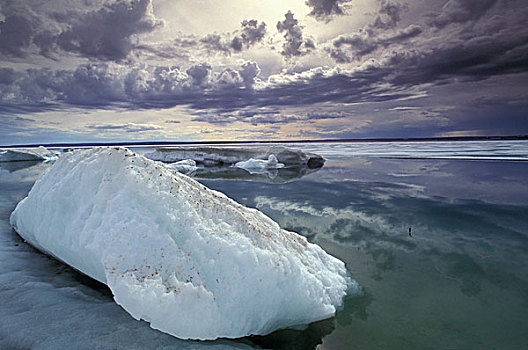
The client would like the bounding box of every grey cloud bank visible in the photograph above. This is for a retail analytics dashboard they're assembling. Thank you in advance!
[0,0,527,142]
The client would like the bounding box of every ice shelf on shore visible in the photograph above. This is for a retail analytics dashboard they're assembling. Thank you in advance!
[0,146,59,162]
[10,147,355,340]
[145,146,325,168]
[235,155,285,174]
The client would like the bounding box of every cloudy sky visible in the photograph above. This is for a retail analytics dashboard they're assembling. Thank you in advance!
[0,0,527,145]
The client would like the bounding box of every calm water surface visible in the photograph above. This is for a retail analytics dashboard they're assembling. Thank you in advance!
[1,142,527,349]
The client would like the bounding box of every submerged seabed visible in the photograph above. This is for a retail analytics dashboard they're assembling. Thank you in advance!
[1,141,528,349]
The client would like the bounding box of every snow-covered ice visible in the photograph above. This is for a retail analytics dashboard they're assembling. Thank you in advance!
[235,155,285,174]
[165,159,199,175]
[0,146,59,162]
[145,146,325,168]
[10,147,355,340]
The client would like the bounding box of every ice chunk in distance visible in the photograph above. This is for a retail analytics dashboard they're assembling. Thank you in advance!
[0,146,59,162]
[10,147,356,340]
[235,155,285,174]
[165,159,198,175]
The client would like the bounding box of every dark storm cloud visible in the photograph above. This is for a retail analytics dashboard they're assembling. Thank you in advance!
[0,4,40,57]
[305,0,352,20]
[385,28,528,87]
[0,0,161,61]
[54,0,161,60]
[0,63,128,107]
[429,0,498,28]
[327,0,528,86]
[276,11,314,57]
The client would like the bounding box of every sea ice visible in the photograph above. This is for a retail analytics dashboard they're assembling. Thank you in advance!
[145,146,325,168]
[0,146,59,162]
[10,147,355,340]
[235,155,285,174]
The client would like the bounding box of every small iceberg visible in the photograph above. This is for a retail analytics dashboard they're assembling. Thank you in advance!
[10,147,355,340]
[0,146,59,162]
[164,159,198,175]
[145,146,325,168]
[235,155,285,175]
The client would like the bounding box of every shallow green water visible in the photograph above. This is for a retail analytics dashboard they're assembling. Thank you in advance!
[200,156,528,349]
[1,143,527,349]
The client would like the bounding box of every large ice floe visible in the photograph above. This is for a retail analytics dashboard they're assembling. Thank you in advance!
[145,146,325,168]
[10,147,355,340]
[0,146,59,162]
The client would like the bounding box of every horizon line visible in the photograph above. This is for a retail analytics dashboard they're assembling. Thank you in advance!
[2,135,527,149]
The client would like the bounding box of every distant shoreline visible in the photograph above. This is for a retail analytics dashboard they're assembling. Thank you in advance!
[2,135,527,149]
